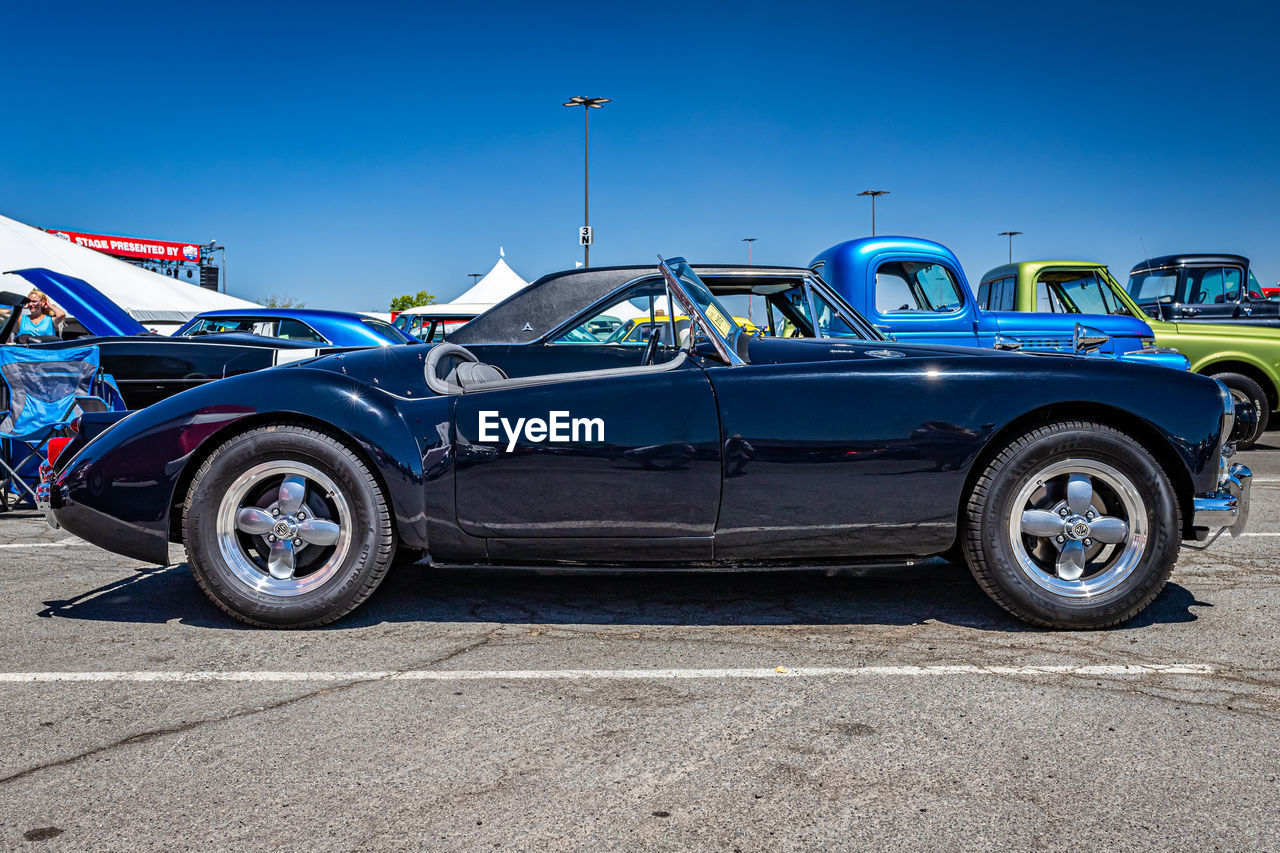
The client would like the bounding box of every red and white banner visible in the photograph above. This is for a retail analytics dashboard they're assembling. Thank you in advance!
[46,229,201,263]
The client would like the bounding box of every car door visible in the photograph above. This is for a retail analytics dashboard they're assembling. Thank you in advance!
[451,355,722,562]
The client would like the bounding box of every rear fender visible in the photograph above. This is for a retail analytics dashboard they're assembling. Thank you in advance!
[50,367,440,564]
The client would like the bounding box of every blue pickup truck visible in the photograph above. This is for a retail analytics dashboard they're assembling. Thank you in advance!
[810,237,1186,369]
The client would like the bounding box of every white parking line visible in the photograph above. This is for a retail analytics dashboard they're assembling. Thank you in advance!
[0,540,80,549]
[1241,532,1280,537]
[0,664,1215,683]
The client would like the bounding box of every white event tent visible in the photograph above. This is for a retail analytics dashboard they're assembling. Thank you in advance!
[0,212,257,328]
[448,248,529,307]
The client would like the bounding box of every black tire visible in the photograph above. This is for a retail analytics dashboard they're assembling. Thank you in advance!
[963,420,1180,629]
[1209,372,1269,448]
[182,423,394,628]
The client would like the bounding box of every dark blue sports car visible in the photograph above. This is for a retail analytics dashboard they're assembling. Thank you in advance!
[42,258,1251,629]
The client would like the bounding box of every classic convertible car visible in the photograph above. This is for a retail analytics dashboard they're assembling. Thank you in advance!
[42,258,1250,629]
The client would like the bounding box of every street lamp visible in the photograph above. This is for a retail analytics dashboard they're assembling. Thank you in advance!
[468,273,482,288]
[857,190,890,236]
[998,231,1023,263]
[742,238,758,322]
[563,95,610,268]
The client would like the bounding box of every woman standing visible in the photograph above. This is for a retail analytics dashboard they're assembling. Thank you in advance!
[16,290,66,343]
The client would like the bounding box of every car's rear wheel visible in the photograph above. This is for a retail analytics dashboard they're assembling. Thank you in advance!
[182,424,394,628]
[1209,372,1269,448]
[963,420,1179,629]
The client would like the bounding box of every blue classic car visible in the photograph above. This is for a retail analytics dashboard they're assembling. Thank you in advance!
[174,308,416,347]
[1,269,416,409]
[811,237,1187,370]
[43,257,1249,631]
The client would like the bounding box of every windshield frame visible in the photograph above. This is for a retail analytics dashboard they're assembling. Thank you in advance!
[658,258,746,365]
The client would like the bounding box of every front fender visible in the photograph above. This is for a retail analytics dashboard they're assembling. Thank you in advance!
[50,366,439,564]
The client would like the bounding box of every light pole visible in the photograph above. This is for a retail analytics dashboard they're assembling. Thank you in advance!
[468,273,482,289]
[998,231,1023,263]
[563,95,610,268]
[857,190,889,236]
[742,238,758,322]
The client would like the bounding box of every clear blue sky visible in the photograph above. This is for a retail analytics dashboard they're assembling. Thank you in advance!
[3,0,1277,310]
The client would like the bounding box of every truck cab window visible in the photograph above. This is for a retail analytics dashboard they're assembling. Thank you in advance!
[1036,281,1066,313]
[987,277,1016,311]
[875,261,964,314]
[1187,268,1235,305]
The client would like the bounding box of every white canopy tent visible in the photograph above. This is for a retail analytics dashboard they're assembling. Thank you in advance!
[0,212,257,329]
[448,248,529,307]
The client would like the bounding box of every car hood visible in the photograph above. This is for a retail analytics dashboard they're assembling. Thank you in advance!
[3,268,148,337]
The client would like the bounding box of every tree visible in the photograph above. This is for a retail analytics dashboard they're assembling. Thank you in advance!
[389,290,437,313]
[261,294,306,309]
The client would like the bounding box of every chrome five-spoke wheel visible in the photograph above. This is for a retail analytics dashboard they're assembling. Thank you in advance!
[1008,459,1147,597]
[216,461,353,596]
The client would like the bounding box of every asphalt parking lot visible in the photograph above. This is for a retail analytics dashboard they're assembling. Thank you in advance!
[0,446,1277,851]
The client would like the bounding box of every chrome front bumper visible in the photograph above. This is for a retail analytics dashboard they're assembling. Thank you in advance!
[1191,462,1251,540]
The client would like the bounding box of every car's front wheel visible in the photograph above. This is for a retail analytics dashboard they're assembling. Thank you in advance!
[182,424,395,628]
[963,420,1180,629]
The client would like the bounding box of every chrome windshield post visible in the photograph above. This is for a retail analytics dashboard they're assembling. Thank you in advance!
[657,258,746,366]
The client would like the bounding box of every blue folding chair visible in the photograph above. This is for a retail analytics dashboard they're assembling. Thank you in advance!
[0,345,119,510]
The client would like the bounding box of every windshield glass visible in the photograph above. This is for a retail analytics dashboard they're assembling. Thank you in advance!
[1036,270,1130,316]
[360,317,413,343]
[662,260,744,357]
[1127,269,1177,304]
[1249,270,1264,298]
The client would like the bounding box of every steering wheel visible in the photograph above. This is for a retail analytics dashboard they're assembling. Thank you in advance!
[641,330,661,366]
[1194,289,1208,304]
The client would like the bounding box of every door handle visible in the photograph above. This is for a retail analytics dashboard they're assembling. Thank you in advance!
[1183,307,1200,316]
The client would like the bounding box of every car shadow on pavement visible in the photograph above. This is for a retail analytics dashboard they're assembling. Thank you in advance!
[37,558,1209,632]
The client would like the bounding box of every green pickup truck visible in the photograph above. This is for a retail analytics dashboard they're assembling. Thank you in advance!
[979,261,1279,447]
